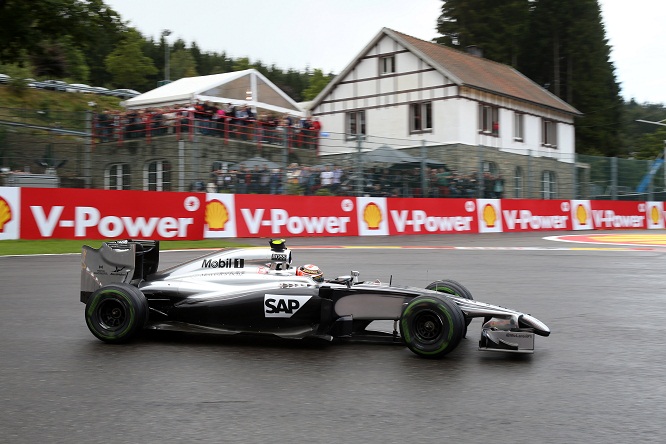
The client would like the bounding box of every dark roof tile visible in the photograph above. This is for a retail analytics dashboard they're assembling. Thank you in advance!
[390,29,580,115]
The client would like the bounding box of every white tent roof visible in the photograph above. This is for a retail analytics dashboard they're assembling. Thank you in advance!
[122,69,304,116]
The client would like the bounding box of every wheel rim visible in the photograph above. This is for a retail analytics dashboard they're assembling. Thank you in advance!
[413,310,443,343]
[97,299,127,331]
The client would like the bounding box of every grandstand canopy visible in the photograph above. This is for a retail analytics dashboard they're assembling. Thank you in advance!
[122,69,304,116]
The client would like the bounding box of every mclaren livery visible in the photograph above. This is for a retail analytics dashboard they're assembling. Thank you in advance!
[80,239,550,358]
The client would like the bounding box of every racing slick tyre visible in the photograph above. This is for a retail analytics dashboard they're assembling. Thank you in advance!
[400,295,465,359]
[426,279,473,326]
[426,279,473,300]
[85,283,148,343]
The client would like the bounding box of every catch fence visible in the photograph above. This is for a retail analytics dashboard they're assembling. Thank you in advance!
[1,107,664,201]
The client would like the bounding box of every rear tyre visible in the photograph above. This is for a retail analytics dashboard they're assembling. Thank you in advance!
[400,295,465,359]
[85,283,148,343]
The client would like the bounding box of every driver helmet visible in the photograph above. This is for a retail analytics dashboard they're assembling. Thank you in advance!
[296,264,324,283]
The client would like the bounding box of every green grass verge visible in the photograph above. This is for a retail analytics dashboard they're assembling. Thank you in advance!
[0,239,254,256]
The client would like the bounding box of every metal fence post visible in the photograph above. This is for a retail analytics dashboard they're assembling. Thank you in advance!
[356,135,363,196]
[477,144,484,198]
[420,139,427,197]
[282,136,288,195]
[84,110,92,188]
[648,159,654,201]
[663,141,666,196]
[573,157,578,199]
[610,156,617,200]
[527,149,533,199]
[178,139,185,191]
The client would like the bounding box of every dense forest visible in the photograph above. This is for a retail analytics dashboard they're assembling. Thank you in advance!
[0,0,664,158]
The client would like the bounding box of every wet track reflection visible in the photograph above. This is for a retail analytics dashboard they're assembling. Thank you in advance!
[1,232,666,443]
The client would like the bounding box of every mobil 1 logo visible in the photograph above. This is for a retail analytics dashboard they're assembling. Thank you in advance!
[264,294,312,318]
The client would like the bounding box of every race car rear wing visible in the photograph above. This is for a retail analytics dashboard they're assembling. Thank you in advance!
[80,240,159,303]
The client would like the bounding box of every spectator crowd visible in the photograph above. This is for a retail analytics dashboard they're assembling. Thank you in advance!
[94,101,505,199]
[94,101,321,149]
[202,163,504,199]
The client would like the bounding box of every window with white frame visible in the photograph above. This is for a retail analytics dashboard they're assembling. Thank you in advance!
[542,119,557,147]
[482,161,499,175]
[514,112,524,141]
[410,102,432,133]
[105,163,131,190]
[144,160,172,191]
[345,110,366,140]
[478,104,499,136]
[514,166,524,198]
[380,55,395,75]
[541,170,557,199]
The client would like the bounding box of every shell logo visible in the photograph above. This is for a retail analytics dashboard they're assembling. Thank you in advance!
[650,205,661,225]
[205,199,229,231]
[363,202,382,230]
[576,204,588,225]
[482,203,497,228]
[0,197,12,233]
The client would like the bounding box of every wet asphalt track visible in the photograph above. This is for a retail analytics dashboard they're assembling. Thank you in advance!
[2,231,666,443]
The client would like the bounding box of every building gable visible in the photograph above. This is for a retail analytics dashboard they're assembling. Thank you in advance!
[311,28,580,117]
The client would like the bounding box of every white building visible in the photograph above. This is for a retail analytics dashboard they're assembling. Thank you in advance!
[309,28,581,165]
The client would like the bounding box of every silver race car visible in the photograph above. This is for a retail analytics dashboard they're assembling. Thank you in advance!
[80,239,550,358]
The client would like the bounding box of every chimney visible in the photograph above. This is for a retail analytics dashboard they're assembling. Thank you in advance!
[466,45,483,58]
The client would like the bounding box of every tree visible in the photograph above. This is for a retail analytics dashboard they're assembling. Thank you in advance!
[435,0,624,156]
[232,57,252,72]
[435,0,529,66]
[520,0,623,156]
[0,0,125,85]
[302,69,333,101]
[627,102,666,159]
[634,129,666,160]
[59,36,90,82]
[104,31,157,89]
[29,36,90,81]
[170,50,198,79]
[31,41,68,78]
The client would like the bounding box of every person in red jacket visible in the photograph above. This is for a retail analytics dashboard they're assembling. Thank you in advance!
[308,116,322,149]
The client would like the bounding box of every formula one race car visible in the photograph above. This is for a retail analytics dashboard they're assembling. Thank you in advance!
[80,239,550,358]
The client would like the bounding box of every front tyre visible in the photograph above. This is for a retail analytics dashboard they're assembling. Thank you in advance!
[427,279,473,327]
[426,279,473,300]
[85,283,148,343]
[400,295,465,359]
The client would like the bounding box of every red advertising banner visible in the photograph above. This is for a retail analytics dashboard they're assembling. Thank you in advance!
[234,194,359,237]
[500,199,573,232]
[589,200,647,229]
[11,189,658,241]
[20,188,205,240]
[384,198,478,235]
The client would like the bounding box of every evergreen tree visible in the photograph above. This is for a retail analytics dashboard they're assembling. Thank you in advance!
[435,0,529,66]
[435,0,624,156]
[170,50,198,79]
[302,69,334,101]
[520,0,623,156]
[104,30,157,90]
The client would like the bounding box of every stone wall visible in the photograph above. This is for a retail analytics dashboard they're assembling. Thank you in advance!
[89,134,319,191]
[321,143,577,199]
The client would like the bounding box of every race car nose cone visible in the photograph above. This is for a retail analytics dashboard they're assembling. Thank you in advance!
[520,314,550,336]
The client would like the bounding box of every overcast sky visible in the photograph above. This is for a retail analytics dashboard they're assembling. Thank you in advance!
[103,0,666,105]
